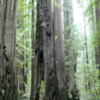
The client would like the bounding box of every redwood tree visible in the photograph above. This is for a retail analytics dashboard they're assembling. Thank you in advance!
[0,0,17,100]
[30,0,68,100]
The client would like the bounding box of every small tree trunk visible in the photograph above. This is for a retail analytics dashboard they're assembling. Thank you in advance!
[95,3,100,79]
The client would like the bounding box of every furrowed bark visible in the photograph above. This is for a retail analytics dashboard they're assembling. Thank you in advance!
[0,0,17,100]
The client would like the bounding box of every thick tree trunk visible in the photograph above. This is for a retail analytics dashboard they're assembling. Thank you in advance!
[0,0,17,100]
[42,1,59,100]
[53,0,68,100]
[30,0,68,100]
[30,0,44,99]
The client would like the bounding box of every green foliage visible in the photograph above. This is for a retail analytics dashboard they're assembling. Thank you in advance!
[92,32,100,47]
[54,36,58,41]
[76,63,100,100]
[91,17,100,47]
[15,0,100,100]
[65,0,100,99]
[52,0,61,8]
[40,81,45,100]
[85,0,100,23]
[16,0,32,69]
[40,81,45,93]
[86,0,100,48]
[16,0,33,100]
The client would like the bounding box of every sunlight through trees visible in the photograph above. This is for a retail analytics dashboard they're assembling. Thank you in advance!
[0,0,100,100]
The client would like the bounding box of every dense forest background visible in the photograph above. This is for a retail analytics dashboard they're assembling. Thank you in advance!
[0,0,100,100]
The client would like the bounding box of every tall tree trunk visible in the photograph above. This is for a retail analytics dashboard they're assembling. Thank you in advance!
[43,0,59,100]
[0,0,17,100]
[30,0,68,100]
[30,0,44,99]
[30,0,36,99]
[95,1,100,79]
[53,0,68,99]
